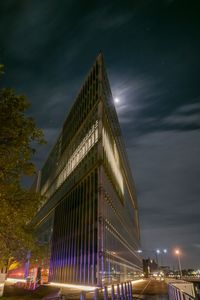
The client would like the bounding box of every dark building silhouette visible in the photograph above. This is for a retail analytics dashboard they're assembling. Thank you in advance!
[33,54,141,286]
[143,259,158,277]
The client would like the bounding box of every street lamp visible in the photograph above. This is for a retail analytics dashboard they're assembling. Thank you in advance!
[155,249,167,267]
[156,249,160,267]
[137,249,143,253]
[175,249,182,278]
[162,249,167,266]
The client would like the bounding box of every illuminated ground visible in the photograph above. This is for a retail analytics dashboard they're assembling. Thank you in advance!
[132,278,169,299]
[2,278,169,299]
[3,284,60,300]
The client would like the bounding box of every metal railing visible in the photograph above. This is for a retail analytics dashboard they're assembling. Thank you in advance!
[168,282,196,300]
[56,281,134,300]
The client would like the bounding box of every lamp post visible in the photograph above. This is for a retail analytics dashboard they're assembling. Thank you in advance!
[175,249,182,278]
[137,248,167,267]
[137,249,142,254]
[156,249,160,268]
[162,249,167,266]
[137,248,168,273]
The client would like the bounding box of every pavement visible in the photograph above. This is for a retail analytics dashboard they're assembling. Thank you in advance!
[3,284,60,300]
[59,278,169,299]
[2,278,169,300]
[132,278,169,300]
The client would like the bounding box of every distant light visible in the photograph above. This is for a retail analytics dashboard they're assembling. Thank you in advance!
[163,249,167,253]
[175,249,180,255]
[156,249,160,254]
[137,250,142,253]
[114,97,119,103]
[131,279,144,284]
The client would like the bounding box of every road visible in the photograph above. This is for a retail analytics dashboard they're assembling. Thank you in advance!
[132,278,169,300]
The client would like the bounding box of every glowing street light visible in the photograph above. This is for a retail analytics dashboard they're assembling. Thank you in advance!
[175,249,182,278]
[163,249,167,254]
[137,249,142,253]
[175,249,179,255]
[155,249,160,267]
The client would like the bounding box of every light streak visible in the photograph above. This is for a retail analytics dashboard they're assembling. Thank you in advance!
[6,278,26,283]
[131,279,144,284]
[104,279,144,291]
[50,279,143,292]
[50,282,96,291]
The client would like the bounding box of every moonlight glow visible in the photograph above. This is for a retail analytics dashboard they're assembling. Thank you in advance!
[114,97,119,103]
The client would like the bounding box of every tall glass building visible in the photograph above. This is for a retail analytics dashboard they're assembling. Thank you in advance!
[33,54,142,286]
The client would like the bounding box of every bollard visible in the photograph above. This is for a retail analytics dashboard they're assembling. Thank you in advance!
[124,282,128,300]
[80,291,86,300]
[121,283,125,300]
[116,284,120,300]
[127,282,130,300]
[104,286,108,300]
[94,288,99,300]
[129,281,133,300]
[111,285,115,300]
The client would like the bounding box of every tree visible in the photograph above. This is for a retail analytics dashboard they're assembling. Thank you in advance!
[0,67,45,266]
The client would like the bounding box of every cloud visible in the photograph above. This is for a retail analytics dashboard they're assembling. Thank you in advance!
[162,100,200,128]
[1,0,200,268]
[110,73,164,127]
[164,114,200,126]
[118,116,133,124]
[176,101,200,114]
[141,225,200,269]
[127,129,200,267]
[97,12,132,30]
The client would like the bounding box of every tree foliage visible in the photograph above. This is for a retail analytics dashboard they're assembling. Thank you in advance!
[0,69,45,265]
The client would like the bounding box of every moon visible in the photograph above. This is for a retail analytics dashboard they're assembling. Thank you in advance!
[114,97,119,103]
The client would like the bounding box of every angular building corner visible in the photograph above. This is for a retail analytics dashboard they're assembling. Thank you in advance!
[33,53,142,286]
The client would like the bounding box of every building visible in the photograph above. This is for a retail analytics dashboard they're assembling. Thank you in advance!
[143,259,158,277]
[33,54,142,286]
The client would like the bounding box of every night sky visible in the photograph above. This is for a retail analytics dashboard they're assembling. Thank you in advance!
[1,0,200,269]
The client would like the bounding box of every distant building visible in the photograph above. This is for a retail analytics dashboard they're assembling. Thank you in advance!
[33,54,141,286]
[143,259,158,277]
[160,265,170,275]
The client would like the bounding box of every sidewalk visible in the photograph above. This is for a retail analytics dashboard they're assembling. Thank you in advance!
[2,284,60,300]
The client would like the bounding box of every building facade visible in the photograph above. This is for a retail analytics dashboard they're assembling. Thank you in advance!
[33,54,142,286]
